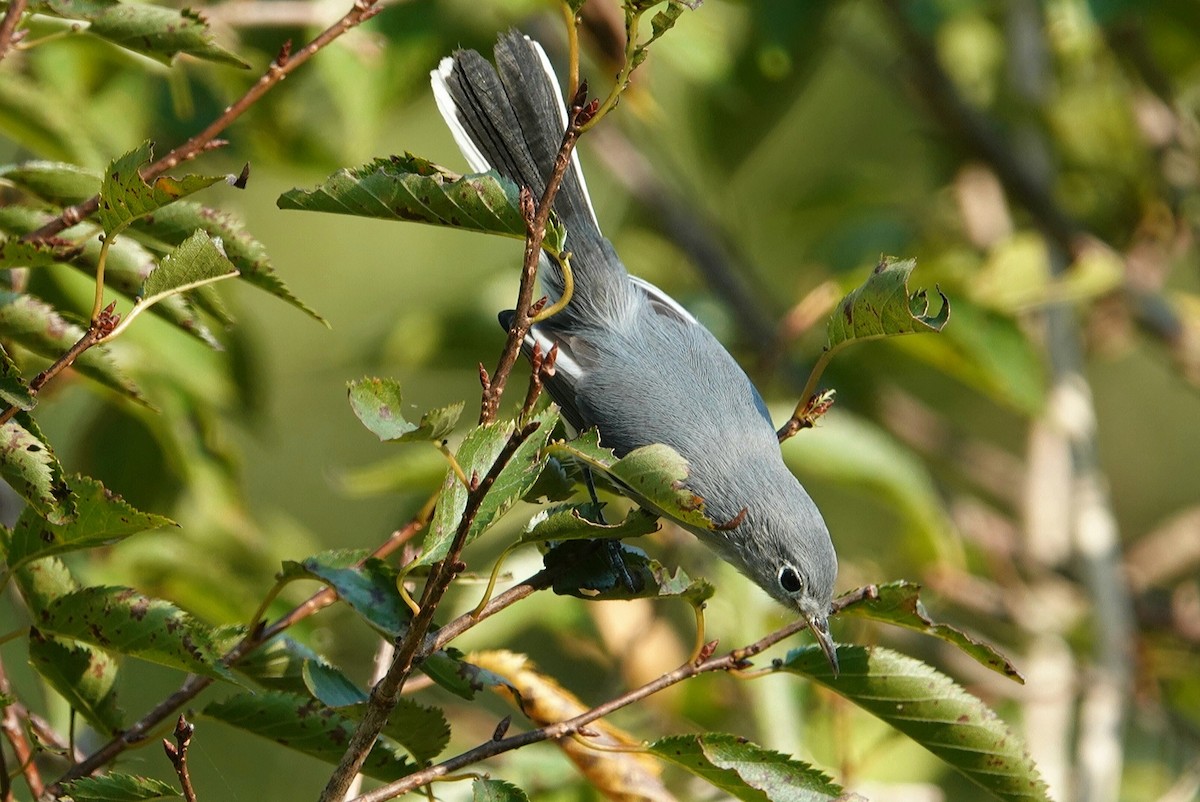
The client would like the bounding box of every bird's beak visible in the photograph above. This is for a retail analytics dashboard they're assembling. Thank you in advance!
[806,614,839,678]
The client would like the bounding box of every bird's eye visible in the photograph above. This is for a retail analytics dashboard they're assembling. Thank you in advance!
[779,565,803,594]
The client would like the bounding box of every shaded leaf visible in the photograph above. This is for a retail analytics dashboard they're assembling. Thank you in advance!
[302,659,367,708]
[29,0,247,67]
[839,580,1024,682]
[467,407,558,546]
[519,503,660,545]
[28,630,124,736]
[140,229,239,300]
[348,377,462,442]
[0,344,34,411]
[648,733,842,802]
[0,411,74,525]
[36,586,234,681]
[341,698,451,764]
[278,154,567,255]
[59,773,180,802]
[825,256,949,355]
[544,540,713,605]
[98,142,230,237]
[232,634,325,692]
[473,778,530,802]
[0,236,82,268]
[782,645,1050,802]
[0,160,100,205]
[131,201,325,324]
[6,474,174,570]
[279,550,411,638]
[202,691,416,781]
[419,648,517,702]
[0,290,146,402]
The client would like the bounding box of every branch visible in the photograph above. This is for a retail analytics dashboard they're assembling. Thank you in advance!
[0,0,26,63]
[162,716,197,802]
[349,585,878,802]
[0,658,43,800]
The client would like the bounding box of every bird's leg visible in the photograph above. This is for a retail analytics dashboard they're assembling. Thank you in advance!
[581,466,639,593]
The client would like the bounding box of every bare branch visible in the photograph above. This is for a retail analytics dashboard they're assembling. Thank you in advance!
[0,0,27,64]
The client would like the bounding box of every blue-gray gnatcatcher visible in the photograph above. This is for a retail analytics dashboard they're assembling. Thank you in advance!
[432,31,839,672]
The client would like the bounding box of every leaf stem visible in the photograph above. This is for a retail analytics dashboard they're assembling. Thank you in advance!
[97,271,241,344]
[563,1,580,99]
[577,6,643,134]
[531,250,575,323]
[90,236,111,324]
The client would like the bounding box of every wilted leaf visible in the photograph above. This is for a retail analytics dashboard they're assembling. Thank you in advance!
[202,691,416,781]
[782,645,1050,802]
[279,550,411,638]
[648,733,843,802]
[544,540,713,605]
[59,773,181,802]
[519,503,660,545]
[28,630,124,736]
[278,154,567,255]
[839,580,1024,682]
[825,256,949,354]
[0,411,74,525]
[473,778,530,802]
[6,474,174,570]
[29,0,247,67]
[36,586,234,681]
[348,377,463,442]
[98,142,231,237]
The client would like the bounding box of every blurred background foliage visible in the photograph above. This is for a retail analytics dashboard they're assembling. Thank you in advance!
[2,0,1200,800]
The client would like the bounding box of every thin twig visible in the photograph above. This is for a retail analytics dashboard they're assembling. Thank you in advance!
[162,716,197,802]
[350,585,878,802]
[0,659,43,800]
[0,0,27,64]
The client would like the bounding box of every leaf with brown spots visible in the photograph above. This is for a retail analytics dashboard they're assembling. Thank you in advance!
[0,411,74,525]
[824,256,949,357]
[98,142,233,238]
[28,629,125,736]
[278,550,412,638]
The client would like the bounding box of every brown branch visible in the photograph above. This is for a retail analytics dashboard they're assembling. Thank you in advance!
[162,716,197,802]
[0,0,26,64]
[46,520,422,793]
[350,585,878,802]
[0,658,42,800]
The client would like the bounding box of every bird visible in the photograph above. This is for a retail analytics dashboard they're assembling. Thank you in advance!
[432,30,839,673]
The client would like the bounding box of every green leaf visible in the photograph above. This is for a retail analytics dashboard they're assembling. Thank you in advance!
[0,160,100,205]
[648,733,842,801]
[202,691,416,781]
[98,142,232,237]
[469,407,559,544]
[140,229,240,300]
[341,698,451,764]
[277,154,567,255]
[519,503,660,545]
[232,634,326,692]
[547,431,714,530]
[825,256,949,356]
[473,778,530,802]
[28,630,124,736]
[544,541,713,604]
[59,773,181,802]
[0,291,146,402]
[418,648,518,702]
[6,474,174,570]
[35,586,234,682]
[5,553,79,614]
[782,645,1050,802]
[839,581,1024,682]
[279,550,412,638]
[302,659,367,707]
[0,236,83,268]
[348,377,463,442]
[130,201,325,324]
[0,411,74,525]
[29,0,248,67]
[0,344,34,411]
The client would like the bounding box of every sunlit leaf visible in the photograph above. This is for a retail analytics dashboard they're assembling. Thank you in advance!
[36,586,234,681]
[140,229,239,300]
[0,344,34,411]
[98,142,231,237]
[202,691,416,781]
[826,256,949,355]
[419,648,517,702]
[278,154,567,254]
[782,645,1050,802]
[473,778,530,802]
[348,377,463,442]
[279,550,411,638]
[648,733,843,801]
[29,630,124,736]
[544,540,713,604]
[839,580,1024,682]
[519,503,660,545]
[0,411,74,525]
[0,236,82,268]
[59,773,180,802]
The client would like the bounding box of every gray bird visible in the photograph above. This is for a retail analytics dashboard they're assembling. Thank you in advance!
[432,31,839,672]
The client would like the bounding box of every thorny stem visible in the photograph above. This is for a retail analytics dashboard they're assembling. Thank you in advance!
[45,520,424,794]
[350,586,879,802]
[0,0,27,64]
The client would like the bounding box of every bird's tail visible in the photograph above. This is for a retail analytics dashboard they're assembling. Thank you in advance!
[431,31,627,315]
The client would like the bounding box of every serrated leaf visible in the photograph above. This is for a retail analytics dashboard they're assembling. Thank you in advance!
[277,154,567,255]
[648,733,842,802]
[348,377,463,442]
[29,0,247,67]
[98,142,231,237]
[519,503,660,545]
[341,698,451,764]
[782,645,1050,802]
[202,691,416,781]
[0,411,74,525]
[140,229,239,300]
[279,550,411,638]
[419,648,517,702]
[6,474,174,570]
[839,581,1024,682]
[473,778,530,802]
[35,586,234,681]
[0,344,34,410]
[0,291,146,402]
[826,256,949,355]
[0,160,100,204]
[302,659,367,707]
[547,431,714,529]
[130,201,325,324]
[6,552,80,614]
[232,634,323,692]
[59,773,180,802]
[0,236,82,268]
[544,540,713,604]
[28,630,124,736]
[470,407,558,542]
